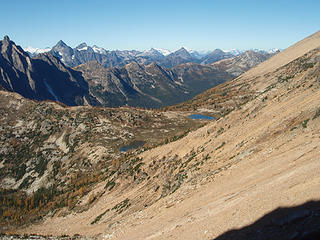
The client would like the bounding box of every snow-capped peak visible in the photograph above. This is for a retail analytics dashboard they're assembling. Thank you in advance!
[137,48,164,57]
[223,49,245,56]
[224,48,281,56]
[182,46,196,54]
[24,46,51,55]
[75,43,89,51]
[267,48,281,53]
[92,45,107,55]
[179,47,212,59]
[153,48,172,56]
[144,48,160,54]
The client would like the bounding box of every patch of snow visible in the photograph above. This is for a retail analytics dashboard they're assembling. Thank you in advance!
[72,55,75,60]
[267,48,281,53]
[93,45,107,54]
[183,46,196,54]
[78,46,88,51]
[138,48,163,57]
[24,46,51,55]
[225,48,281,55]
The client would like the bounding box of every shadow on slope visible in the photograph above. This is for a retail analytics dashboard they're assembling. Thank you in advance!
[32,53,100,106]
[213,200,320,240]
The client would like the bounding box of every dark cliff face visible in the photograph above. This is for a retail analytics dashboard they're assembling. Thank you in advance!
[0,35,39,99]
[0,36,99,106]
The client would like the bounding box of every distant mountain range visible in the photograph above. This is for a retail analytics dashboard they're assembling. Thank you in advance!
[0,35,278,108]
[0,36,232,108]
[211,50,276,76]
[24,40,279,68]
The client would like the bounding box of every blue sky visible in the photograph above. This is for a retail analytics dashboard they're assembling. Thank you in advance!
[1,0,319,51]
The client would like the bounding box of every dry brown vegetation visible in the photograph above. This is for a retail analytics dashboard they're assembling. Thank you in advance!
[0,92,207,230]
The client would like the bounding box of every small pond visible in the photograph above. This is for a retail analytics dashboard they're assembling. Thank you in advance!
[188,114,215,120]
[120,140,145,153]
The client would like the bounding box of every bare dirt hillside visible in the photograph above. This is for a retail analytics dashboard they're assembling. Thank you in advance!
[9,31,320,239]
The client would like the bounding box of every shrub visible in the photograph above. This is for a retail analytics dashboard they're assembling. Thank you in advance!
[302,118,310,128]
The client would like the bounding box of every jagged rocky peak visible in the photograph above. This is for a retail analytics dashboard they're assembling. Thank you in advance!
[176,47,190,54]
[166,47,193,59]
[55,40,68,48]
[211,48,225,54]
[3,35,10,43]
[0,35,31,71]
[200,48,234,65]
[92,45,107,54]
[173,47,194,59]
[76,42,88,50]
[1,35,14,51]
[147,48,163,55]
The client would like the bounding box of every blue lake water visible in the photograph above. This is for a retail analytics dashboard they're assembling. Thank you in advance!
[120,141,145,152]
[188,114,215,120]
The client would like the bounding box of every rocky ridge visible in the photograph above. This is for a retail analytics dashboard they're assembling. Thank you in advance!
[75,61,233,108]
[30,40,276,69]
[211,50,277,77]
[0,36,98,106]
